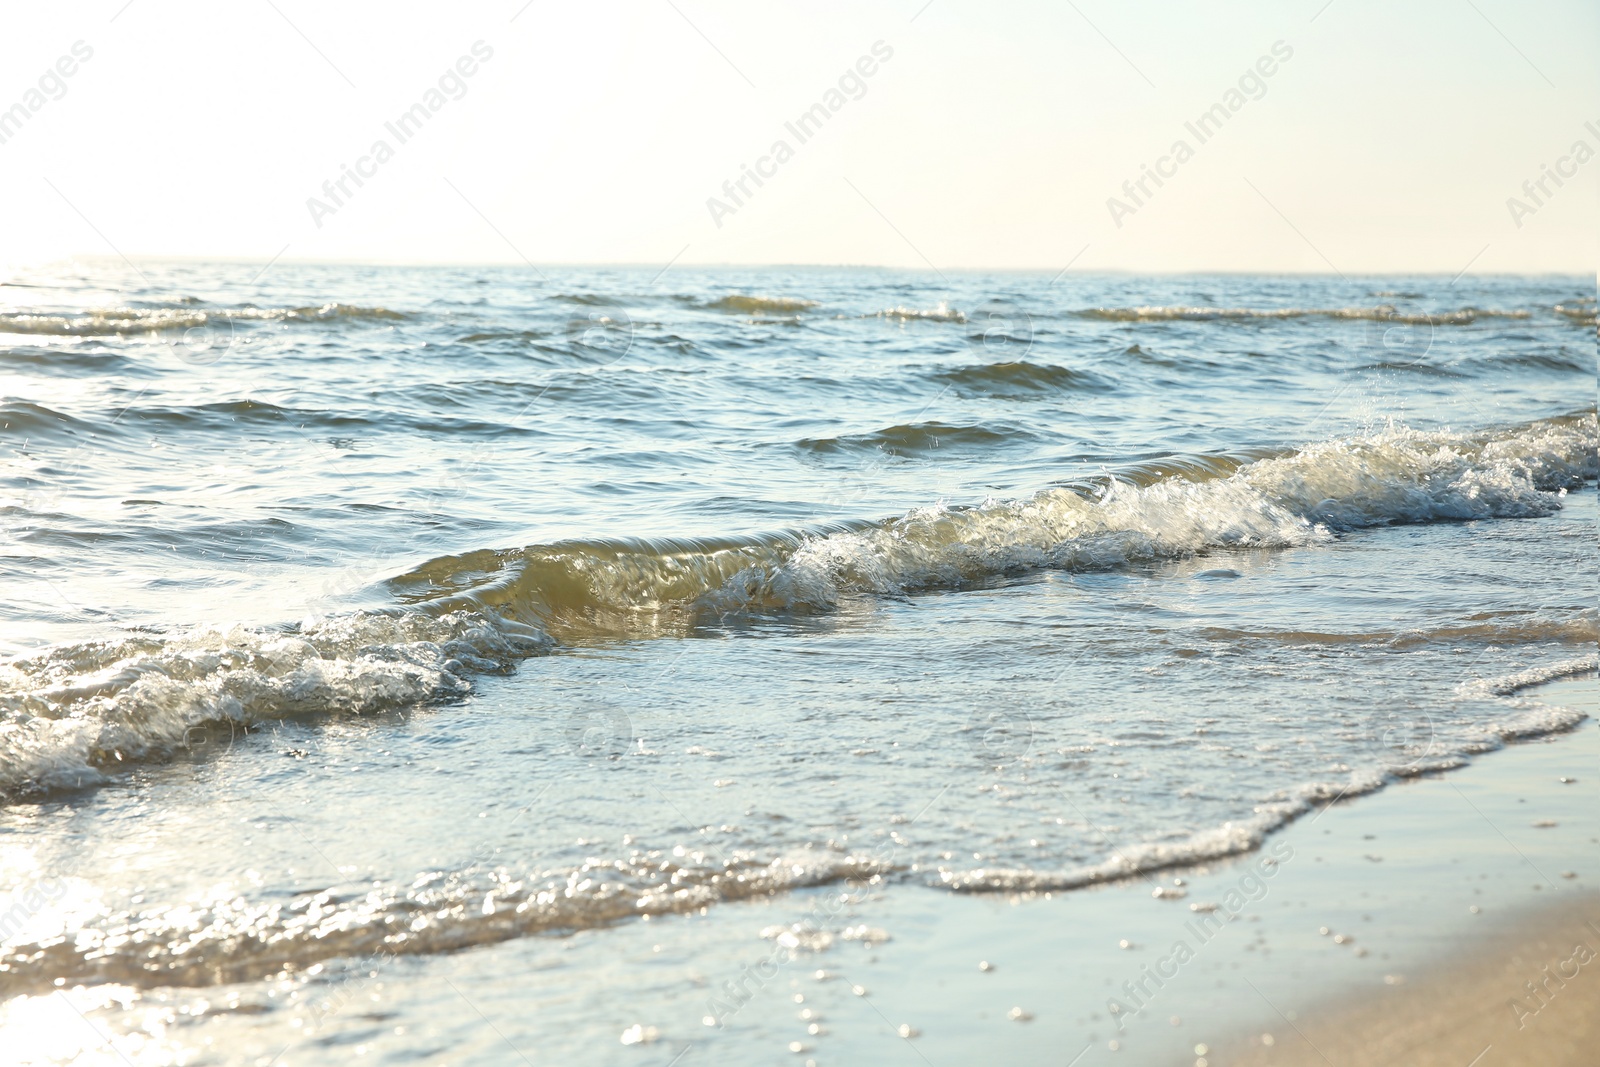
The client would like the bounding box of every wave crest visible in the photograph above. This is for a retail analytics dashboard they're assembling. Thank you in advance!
[1075,305,1533,324]
[875,303,966,323]
[398,412,1597,637]
[706,295,819,314]
[0,303,407,337]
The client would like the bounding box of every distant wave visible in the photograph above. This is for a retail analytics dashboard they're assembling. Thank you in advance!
[932,360,1112,396]
[1075,305,1533,324]
[455,329,546,344]
[1553,298,1597,326]
[0,345,137,374]
[1489,351,1593,373]
[0,399,98,438]
[0,303,408,336]
[797,420,1019,455]
[875,302,966,323]
[705,294,820,314]
[0,397,531,440]
[1197,616,1598,650]
[1353,360,1471,378]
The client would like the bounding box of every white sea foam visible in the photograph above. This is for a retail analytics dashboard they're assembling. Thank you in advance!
[0,845,890,992]
[693,413,1595,616]
[1463,652,1598,698]
[874,302,967,323]
[1076,305,1534,324]
[0,612,549,797]
[0,303,407,336]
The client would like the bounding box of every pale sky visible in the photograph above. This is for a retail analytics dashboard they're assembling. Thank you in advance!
[1,0,1595,274]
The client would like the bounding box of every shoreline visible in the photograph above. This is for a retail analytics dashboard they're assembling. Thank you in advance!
[4,647,1593,1063]
[642,670,1600,1064]
[1214,673,1600,1066]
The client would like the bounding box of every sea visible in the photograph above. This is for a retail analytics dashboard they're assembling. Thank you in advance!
[0,263,1595,1063]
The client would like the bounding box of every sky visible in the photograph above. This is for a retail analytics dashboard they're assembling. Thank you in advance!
[1,0,1595,274]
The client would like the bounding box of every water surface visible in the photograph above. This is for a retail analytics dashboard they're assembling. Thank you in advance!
[0,264,1594,1062]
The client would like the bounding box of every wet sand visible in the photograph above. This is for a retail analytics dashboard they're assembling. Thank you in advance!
[1219,889,1600,1066]
[1213,674,1600,1066]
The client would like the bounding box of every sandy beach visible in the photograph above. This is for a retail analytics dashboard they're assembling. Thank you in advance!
[1221,890,1600,1066]
[1214,674,1600,1067]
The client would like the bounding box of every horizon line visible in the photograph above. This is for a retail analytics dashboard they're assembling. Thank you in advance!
[4,255,1595,279]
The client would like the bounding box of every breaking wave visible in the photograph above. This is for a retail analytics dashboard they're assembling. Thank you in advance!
[396,412,1596,637]
[0,613,550,799]
[1,411,1593,802]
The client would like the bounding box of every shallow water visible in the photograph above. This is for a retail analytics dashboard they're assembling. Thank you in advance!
[0,264,1594,1062]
